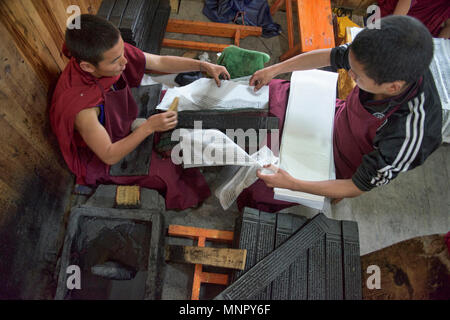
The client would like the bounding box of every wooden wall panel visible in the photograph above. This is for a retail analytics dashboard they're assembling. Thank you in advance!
[0,0,102,298]
[0,0,103,86]
[0,1,61,87]
[0,22,67,171]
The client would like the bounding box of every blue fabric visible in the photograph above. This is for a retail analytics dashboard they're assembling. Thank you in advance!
[98,104,105,126]
[203,0,281,38]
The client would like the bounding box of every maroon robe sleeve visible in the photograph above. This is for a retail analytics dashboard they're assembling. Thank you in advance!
[123,42,146,88]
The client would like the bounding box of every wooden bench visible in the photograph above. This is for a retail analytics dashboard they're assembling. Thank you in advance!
[271,0,336,61]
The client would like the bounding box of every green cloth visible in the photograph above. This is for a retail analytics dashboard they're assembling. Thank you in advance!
[217,45,270,79]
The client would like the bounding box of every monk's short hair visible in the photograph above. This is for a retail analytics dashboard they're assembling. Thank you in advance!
[65,14,121,66]
[350,15,433,85]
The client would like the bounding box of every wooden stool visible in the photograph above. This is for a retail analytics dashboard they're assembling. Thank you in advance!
[167,225,236,300]
[271,0,336,61]
[162,19,262,52]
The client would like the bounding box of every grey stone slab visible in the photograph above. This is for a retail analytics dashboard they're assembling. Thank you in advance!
[342,221,362,300]
[176,112,279,131]
[109,0,128,27]
[307,236,326,300]
[216,213,328,300]
[119,0,146,32]
[55,205,164,300]
[226,211,361,300]
[97,0,116,20]
[254,211,276,300]
[142,0,170,54]
[233,207,260,282]
[271,213,293,300]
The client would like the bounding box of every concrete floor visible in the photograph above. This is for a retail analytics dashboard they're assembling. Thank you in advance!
[65,0,449,300]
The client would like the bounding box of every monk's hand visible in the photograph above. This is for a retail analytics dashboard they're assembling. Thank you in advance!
[256,164,296,189]
[200,61,230,87]
[249,66,276,92]
[147,111,178,133]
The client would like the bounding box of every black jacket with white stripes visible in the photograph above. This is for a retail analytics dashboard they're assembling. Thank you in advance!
[331,45,443,191]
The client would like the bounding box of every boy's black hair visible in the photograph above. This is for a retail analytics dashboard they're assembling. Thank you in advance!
[350,15,433,85]
[65,14,121,66]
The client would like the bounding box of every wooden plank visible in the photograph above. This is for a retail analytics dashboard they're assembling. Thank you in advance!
[166,19,262,39]
[0,21,68,174]
[0,179,22,228]
[170,0,180,13]
[0,1,60,86]
[200,272,229,285]
[280,43,302,61]
[296,0,335,52]
[270,0,285,16]
[0,117,69,195]
[22,0,67,71]
[168,225,234,242]
[286,0,294,49]
[162,38,230,52]
[165,245,247,270]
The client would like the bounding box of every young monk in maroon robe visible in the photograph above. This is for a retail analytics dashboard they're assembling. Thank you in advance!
[240,16,442,212]
[50,14,230,210]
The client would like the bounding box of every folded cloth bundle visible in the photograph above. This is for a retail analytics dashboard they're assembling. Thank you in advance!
[217,45,270,79]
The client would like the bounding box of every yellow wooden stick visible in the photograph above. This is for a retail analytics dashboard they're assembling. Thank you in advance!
[168,97,179,112]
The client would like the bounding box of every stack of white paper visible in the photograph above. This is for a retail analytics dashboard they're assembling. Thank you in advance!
[273,70,338,210]
[156,78,269,112]
[174,129,279,210]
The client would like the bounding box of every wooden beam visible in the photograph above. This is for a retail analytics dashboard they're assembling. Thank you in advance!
[280,43,302,61]
[286,0,294,49]
[168,225,234,242]
[234,29,241,47]
[270,0,285,16]
[162,38,231,52]
[166,19,262,39]
[165,245,247,270]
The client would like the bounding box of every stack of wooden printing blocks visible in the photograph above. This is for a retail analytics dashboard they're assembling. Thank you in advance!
[97,0,171,54]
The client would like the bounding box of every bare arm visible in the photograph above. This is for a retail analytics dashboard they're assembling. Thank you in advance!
[392,0,412,15]
[144,52,230,86]
[250,48,332,91]
[438,19,450,38]
[75,107,177,165]
[257,165,364,199]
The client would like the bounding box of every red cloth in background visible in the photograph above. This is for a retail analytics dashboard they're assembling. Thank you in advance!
[445,232,450,256]
[378,0,450,37]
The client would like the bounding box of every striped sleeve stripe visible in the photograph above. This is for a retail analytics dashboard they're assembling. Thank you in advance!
[370,93,426,186]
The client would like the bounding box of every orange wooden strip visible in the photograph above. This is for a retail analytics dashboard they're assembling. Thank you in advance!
[286,0,294,49]
[168,225,234,242]
[296,0,304,51]
[191,264,202,300]
[280,43,302,61]
[234,29,241,47]
[162,38,231,52]
[270,0,285,16]
[191,237,204,300]
[200,272,229,285]
[166,19,262,38]
[198,237,206,247]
